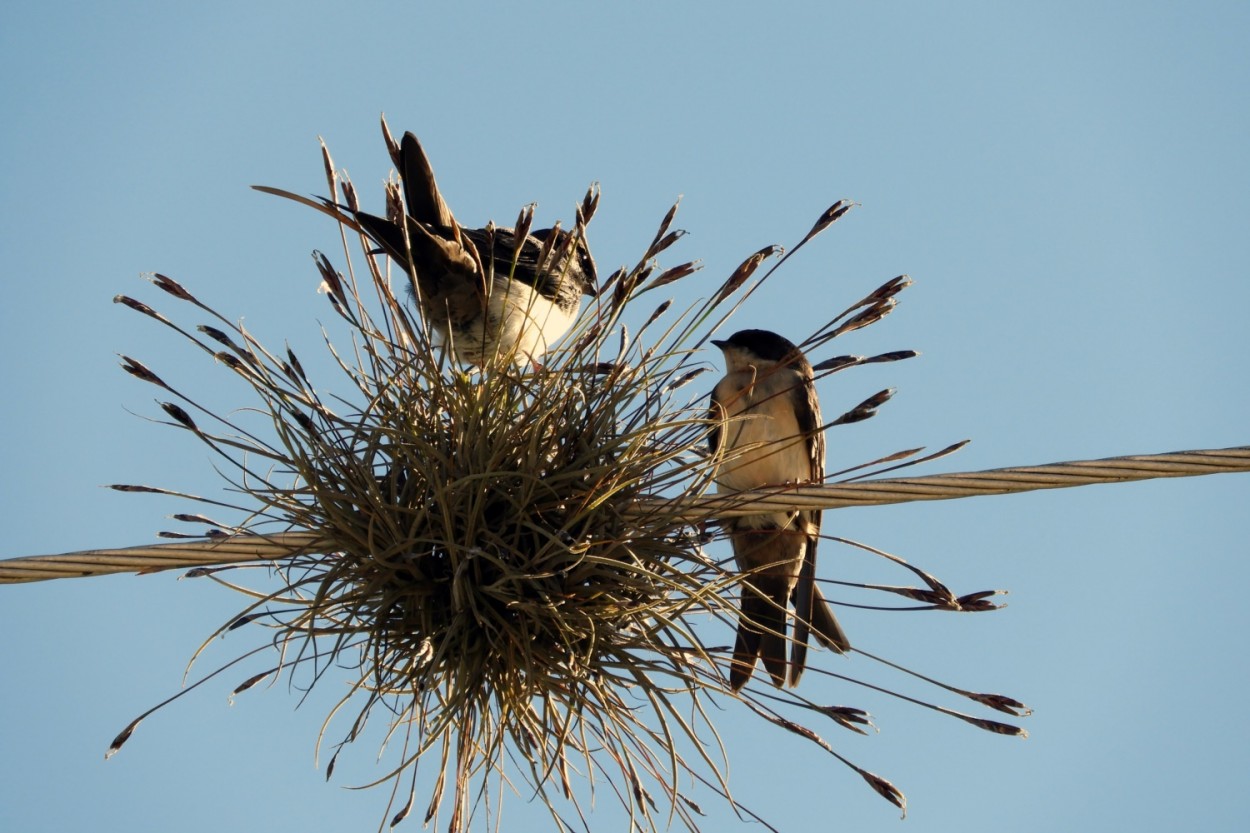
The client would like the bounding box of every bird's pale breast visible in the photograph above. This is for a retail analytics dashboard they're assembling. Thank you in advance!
[446,278,576,365]
[713,369,810,530]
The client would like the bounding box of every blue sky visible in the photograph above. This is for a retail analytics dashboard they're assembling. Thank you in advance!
[2,2,1248,831]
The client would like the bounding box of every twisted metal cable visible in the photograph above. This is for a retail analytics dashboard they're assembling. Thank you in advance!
[649,444,1250,520]
[3,446,1247,584]
[0,531,331,584]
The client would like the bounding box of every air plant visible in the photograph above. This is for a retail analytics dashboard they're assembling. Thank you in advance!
[105,119,1026,832]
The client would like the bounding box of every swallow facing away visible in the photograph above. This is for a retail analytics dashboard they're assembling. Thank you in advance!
[354,132,598,366]
[709,329,851,690]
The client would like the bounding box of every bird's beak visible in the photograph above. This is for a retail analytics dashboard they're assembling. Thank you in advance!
[711,339,728,350]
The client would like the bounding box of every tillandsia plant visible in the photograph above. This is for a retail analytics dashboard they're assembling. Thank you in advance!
[107,118,1028,832]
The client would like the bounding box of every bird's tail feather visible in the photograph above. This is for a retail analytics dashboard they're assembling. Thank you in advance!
[399,132,456,230]
[731,582,790,690]
[810,585,851,654]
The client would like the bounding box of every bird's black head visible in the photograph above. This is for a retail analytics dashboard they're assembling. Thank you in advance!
[711,329,801,363]
[573,238,598,297]
[531,228,599,297]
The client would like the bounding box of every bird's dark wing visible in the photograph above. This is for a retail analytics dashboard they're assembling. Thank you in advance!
[460,227,590,303]
[707,380,726,460]
[354,212,409,267]
[788,364,824,685]
[810,584,850,653]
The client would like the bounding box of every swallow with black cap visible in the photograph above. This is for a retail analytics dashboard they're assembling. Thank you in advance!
[354,132,597,366]
[709,329,851,690]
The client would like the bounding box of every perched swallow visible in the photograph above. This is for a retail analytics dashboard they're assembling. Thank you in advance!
[354,132,597,366]
[709,329,851,690]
